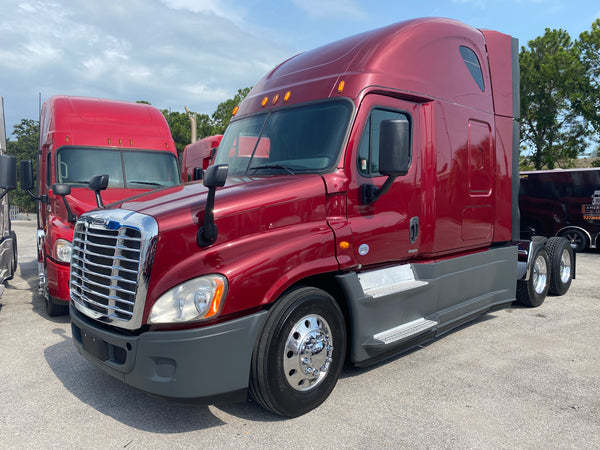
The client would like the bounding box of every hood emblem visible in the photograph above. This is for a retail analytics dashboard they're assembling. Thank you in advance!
[84,214,110,229]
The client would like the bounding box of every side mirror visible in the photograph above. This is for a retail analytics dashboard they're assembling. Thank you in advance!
[20,160,34,191]
[379,118,411,177]
[197,164,229,246]
[0,155,17,190]
[203,164,228,188]
[361,118,411,204]
[52,183,71,196]
[89,174,109,208]
[52,183,76,223]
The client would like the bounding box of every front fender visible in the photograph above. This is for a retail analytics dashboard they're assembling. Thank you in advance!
[146,220,338,322]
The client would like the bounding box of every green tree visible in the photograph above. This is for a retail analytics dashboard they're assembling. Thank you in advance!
[159,87,251,157]
[7,119,39,212]
[578,18,600,133]
[520,28,596,169]
[211,87,251,134]
[161,109,192,156]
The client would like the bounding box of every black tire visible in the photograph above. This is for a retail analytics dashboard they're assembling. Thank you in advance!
[559,228,588,253]
[516,246,550,307]
[249,286,346,417]
[546,237,574,296]
[42,266,68,316]
[45,295,69,317]
[6,230,17,281]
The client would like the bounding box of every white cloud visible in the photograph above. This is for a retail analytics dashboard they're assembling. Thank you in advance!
[0,0,291,131]
[159,0,245,24]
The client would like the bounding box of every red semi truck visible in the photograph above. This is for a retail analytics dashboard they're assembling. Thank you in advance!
[69,18,574,416]
[20,95,181,316]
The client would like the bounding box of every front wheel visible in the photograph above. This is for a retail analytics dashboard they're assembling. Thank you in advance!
[249,286,346,417]
[42,266,68,317]
[516,246,550,307]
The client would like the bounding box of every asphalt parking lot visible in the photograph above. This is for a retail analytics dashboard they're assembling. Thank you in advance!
[1,220,599,449]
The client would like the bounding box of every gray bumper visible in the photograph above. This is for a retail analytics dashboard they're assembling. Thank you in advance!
[70,305,268,402]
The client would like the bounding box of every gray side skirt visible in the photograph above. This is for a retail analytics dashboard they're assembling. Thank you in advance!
[336,246,517,365]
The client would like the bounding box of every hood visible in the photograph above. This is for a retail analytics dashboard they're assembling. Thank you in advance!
[118,174,328,233]
[59,187,167,223]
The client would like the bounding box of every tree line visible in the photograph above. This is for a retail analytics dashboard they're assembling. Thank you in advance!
[520,18,600,169]
[6,19,600,212]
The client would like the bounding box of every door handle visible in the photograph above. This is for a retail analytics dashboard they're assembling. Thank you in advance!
[409,216,419,244]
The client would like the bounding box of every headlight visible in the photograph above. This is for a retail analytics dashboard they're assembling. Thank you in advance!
[55,239,72,263]
[148,274,228,324]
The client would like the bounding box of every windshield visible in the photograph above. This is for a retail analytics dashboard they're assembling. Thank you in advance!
[55,148,180,188]
[214,100,352,176]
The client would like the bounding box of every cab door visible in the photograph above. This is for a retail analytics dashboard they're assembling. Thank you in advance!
[346,95,423,267]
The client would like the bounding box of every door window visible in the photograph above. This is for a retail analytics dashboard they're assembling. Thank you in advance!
[357,109,411,176]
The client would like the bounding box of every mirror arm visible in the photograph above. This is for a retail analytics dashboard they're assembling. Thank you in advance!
[94,191,104,209]
[61,196,77,223]
[25,189,49,204]
[361,175,397,204]
[197,187,218,246]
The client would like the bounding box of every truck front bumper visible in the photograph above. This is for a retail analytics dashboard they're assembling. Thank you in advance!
[70,305,268,403]
[47,258,70,302]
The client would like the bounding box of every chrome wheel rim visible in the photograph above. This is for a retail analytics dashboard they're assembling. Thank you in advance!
[559,249,571,284]
[565,232,583,249]
[533,254,548,294]
[283,314,333,391]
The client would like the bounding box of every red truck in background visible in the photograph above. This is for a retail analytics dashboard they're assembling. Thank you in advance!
[68,18,574,417]
[181,135,222,182]
[20,95,181,316]
[519,168,600,252]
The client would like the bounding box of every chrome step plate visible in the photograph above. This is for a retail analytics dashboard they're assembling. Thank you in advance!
[372,318,438,345]
[358,264,428,299]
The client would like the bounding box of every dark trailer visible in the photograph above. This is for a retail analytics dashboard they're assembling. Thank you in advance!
[519,168,600,252]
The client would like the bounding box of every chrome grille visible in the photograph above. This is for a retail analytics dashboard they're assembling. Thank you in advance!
[70,209,158,330]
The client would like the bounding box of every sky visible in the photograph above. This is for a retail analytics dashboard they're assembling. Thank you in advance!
[1,0,600,138]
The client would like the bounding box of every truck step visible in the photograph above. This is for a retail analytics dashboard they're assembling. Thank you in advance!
[369,318,438,346]
[358,264,428,299]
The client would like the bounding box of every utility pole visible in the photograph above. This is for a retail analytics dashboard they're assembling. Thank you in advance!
[184,106,196,143]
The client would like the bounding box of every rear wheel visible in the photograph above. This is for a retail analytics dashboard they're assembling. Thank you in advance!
[546,237,574,296]
[250,286,346,417]
[516,246,550,307]
[560,228,588,253]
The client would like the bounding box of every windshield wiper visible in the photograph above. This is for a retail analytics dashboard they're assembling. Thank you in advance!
[130,181,163,186]
[248,164,295,175]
